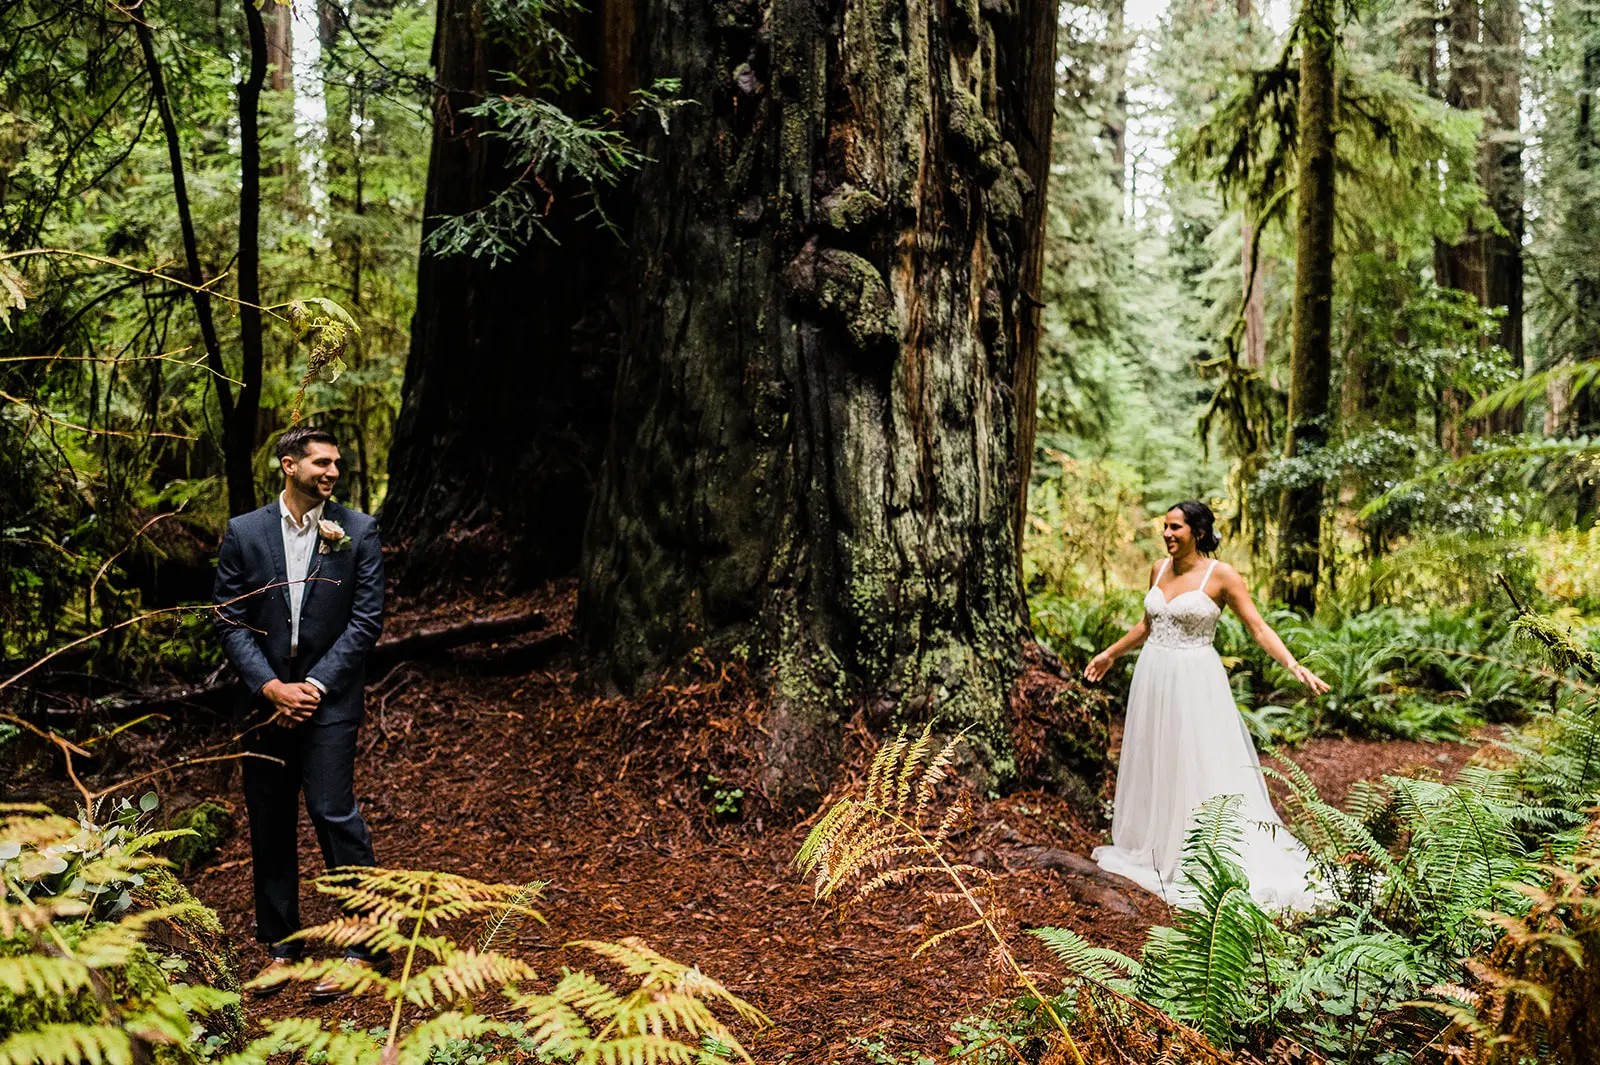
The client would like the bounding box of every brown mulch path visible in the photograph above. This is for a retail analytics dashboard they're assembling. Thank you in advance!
[155,602,1492,1064]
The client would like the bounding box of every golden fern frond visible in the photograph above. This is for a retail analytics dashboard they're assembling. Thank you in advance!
[896,727,936,815]
[545,968,627,1020]
[913,735,964,821]
[475,879,546,952]
[855,862,940,901]
[514,990,594,1048]
[244,955,395,999]
[0,953,96,999]
[864,729,908,810]
[609,989,723,1037]
[794,798,858,875]
[0,1023,133,1065]
[224,1017,376,1065]
[932,791,973,846]
[573,939,770,1027]
[393,1013,509,1065]
[402,950,539,1009]
[314,868,526,927]
[290,918,425,957]
[586,1035,723,1065]
[911,917,987,957]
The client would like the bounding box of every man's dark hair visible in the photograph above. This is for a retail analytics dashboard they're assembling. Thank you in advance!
[275,425,339,462]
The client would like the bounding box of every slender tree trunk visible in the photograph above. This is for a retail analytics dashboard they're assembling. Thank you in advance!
[231,2,269,516]
[578,0,1055,802]
[1482,0,1523,432]
[1273,0,1336,612]
[1102,0,1129,204]
[263,0,293,94]
[135,13,260,515]
[1238,0,1266,370]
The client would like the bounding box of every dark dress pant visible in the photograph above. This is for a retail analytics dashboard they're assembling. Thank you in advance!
[242,697,376,958]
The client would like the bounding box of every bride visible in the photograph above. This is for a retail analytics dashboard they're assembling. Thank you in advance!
[1085,500,1331,910]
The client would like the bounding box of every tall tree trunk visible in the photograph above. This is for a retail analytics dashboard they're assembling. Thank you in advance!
[233,2,268,515]
[135,12,259,515]
[1102,0,1129,204]
[1273,0,1336,612]
[1480,0,1522,433]
[263,0,293,94]
[383,0,631,590]
[577,0,1055,803]
[1238,0,1266,369]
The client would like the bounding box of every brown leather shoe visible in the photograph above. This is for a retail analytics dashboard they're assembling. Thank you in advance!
[307,957,383,1002]
[247,957,297,998]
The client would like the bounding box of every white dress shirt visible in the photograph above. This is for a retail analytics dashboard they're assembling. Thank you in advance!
[279,492,326,691]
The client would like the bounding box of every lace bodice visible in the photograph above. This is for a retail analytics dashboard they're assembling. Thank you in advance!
[1144,560,1222,650]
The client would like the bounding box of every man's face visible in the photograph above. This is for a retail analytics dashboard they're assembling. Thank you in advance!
[282,441,340,503]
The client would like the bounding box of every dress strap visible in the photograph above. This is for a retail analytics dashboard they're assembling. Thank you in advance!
[1200,559,1219,594]
[1153,558,1170,587]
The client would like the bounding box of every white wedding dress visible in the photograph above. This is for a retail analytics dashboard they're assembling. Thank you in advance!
[1091,559,1325,911]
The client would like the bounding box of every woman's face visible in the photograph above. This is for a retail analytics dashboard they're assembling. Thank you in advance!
[1162,509,1194,556]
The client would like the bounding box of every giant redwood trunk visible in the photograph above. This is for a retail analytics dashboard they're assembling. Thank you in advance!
[577,0,1057,802]
[1273,0,1336,613]
[382,0,631,590]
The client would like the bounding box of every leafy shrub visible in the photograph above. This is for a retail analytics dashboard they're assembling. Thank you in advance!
[0,799,242,1065]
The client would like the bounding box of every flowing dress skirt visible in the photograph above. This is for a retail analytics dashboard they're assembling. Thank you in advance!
[1091,641,1324,910]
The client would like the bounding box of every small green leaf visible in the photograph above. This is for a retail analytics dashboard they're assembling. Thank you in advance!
[139,792,159,812]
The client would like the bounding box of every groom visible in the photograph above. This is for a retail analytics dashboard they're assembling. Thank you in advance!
[212,425,384,998]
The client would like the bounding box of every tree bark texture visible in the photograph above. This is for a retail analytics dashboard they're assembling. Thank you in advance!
[1480,0,1522,432]
[1273,0,1336,612]
[383,0,631,590]
[1436,0,1524,447]
[233,1,268,516]
[1237,0,1266,370]
[576,0,1056,802]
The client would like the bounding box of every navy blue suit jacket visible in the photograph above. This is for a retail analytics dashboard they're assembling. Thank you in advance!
[212,499,384,724]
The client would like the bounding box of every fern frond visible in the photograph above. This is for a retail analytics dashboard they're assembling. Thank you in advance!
[911,917,987,957]
[402,950,539,1008]
[0,953,96,999]
[476,880,547,952]
[0,1024,132,1065]
[289,918,426,958]
[1030,927,1143,986]
[913,735,963,822]
[572,938,769,1026]
[393,1014,509,1065]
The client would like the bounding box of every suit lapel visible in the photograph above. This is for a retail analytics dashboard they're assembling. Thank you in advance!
[263,502,290,613]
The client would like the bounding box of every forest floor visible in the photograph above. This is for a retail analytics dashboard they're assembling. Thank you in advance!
[151,587,1490,1064]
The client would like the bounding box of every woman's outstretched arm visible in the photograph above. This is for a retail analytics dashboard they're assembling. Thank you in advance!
[1213,564,1331,694]
[1085,561,1159,683]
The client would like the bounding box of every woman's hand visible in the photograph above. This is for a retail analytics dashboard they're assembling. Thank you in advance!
[1085,651,1115,684]
[1289,662,1331,695]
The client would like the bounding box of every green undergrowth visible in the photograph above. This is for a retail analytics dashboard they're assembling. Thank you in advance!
[1031,589,1585,744]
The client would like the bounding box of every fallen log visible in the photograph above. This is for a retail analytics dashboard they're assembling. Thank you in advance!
[52,607,559,718]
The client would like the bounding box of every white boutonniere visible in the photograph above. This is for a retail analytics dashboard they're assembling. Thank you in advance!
[317,518,352,555]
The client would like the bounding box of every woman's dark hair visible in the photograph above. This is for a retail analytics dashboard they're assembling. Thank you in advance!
[1171,500,1221,555]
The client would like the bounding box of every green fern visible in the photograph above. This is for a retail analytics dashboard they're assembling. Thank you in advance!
[1029,927,1142,991]
[1134,795,1276,1049]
